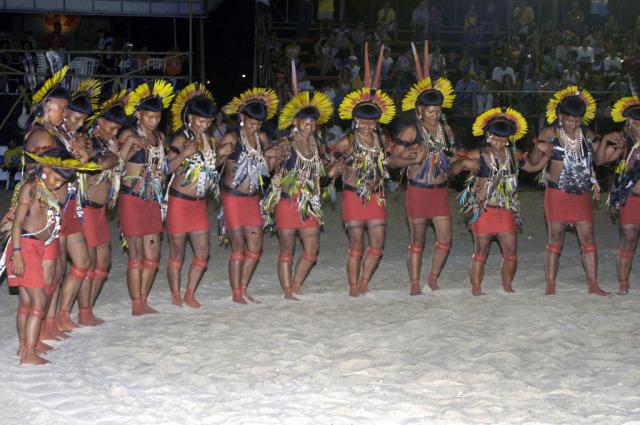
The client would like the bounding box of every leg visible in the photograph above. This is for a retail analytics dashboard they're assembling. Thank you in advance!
[77,245,103,326]
[16,290,31,356]
[228,227,246,304]
[41,258,67,340]
[576,221,607,296]
[277,229,297,300]
[57,233,90,330]
[183,231,210,308]
[617,224,640,295]
[90,243,111,309]
[141,233,162,312]
[545,221,566,295]
[292,227,320,294]
[359,220,386,295]
[345,221,365,297]
[407,218,428,295]
[470,235,491,296]
[167,233,187,306]
[497,232,518,293]
[429,216,452,290]
[21,287,49,365]
[126,237,145,316]
[240,226,264,303]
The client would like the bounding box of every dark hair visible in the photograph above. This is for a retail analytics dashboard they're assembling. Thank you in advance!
[100,105,128,126]
[353,103,382,120]
[486,119,516,138]
[625,105,640,121]
[186,96,216,119]
[295,106,320,120]
[240,101,268,121]
[68,94,93,115]
[416,90,444,107]
[557,95,586,118]
[138,96,164,112]
[46,85,71,101]
[39,146,77,180]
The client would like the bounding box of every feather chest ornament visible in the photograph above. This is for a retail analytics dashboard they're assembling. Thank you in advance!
[181,131,220,199]
[231,127,269,192]
[349,131,388,205]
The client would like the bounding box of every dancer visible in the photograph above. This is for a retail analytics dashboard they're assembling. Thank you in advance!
[594,96,640,294]
[119,81,174,315]
[388,41,467,295]
[262,62,334,300]
[5,146,98,365]
[334,43,396,296]
[218,87,279,304]
[456,107,529,295]
[78,91,128,322]
[166,83,220,308]
[527,86,608,295]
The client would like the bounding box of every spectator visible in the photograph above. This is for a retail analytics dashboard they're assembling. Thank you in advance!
[381,47,394,81]
[458,48,481,76]
[96,28,114,51]
[480,0,500,36]
[603,49,622,80]
[323,119,345,153]
[454,71,478,113]
[333,22,351,43]
[464,3,478,31]
[317,0,334,34]
[576,38,595,66]
[561,61,581,85]
[522,72,542,114]
[313,33,332,76]
[296,0,312,39]
[333,38,354,72]
[350,22,366,50]
[3,138,22,189]
[376,1,397,40]
[602,15,618,34]
[589,0,608,29]
[428,4,443,41]
[344,56,362,85]
[43,22,67,50]
[475,70,494,114]
[373,23,391,46]
[497,74,515,107]
[554,35,570,64]
[512,0,535,36]
[565,1,586,36]
[491,58,516,84]
[211,108,230,141]
[338,67,358,93]
[429,46,446,78]
[607,74,630,96]
[411,0,430,41]
[508,35,524,64]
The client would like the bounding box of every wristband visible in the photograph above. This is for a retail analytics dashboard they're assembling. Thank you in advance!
[12,247,21,252]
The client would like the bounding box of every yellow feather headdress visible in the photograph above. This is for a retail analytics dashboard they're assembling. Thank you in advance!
[545,86,596,125]
[32,65,69,106]
[339,42,396,124]
[226,87,279,121]
[125,80,175,116]
[72,79,102,112]
[25,151,102,171]
[171,82,215,132]
[472,107,528,142]
[611,96,640,123]
[86,89,128,127]
[278,91,334,130]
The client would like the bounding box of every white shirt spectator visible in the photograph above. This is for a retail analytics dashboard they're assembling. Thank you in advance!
[324,124,345,150]
[491,65,516,83]
[576,45,594,63]
[603,53,622,77]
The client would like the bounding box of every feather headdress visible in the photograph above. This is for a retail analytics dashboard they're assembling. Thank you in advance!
[86,89,128,127]
[401,41,454,111]
[25,151,102,171]
[278,61,334,130]
[472,107,528,142]
[171,82,215,132]
[125,80,175,115]
[611,96,640,123]
[72,79,102,111]
[226,87,279,120]
[32,65,69,106]
[545,86,596,125]
[338,43,396,124]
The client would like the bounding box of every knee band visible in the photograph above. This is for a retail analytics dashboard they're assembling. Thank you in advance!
[278,253,293,264]
[17,304,30,316]
[168,256,183,270]
[408,244,424,255]
[28,308,45,319]
[472,254,487,264]
[619,249,635,260]
[128,259,143,270]
[546,244,562,256]
[367,247,384,258]
[142,259,160,270]
[348,248,363,259]
[94,268,109,279]
[302,252,317,264]
[245,250,262,262]
[503,254,517,262]
[435,241,451,253]
[69,266,88,280]
[191,256,209,270]
[230,251,245,262]
[581,244,597,254]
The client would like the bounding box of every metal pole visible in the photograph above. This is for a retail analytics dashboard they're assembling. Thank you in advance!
[188,0,193,83]
[199,18,205,82]
[253,1,258,86]
[339,0,345,22]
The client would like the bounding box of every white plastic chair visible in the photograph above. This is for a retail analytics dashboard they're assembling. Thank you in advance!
[69,57,99,91]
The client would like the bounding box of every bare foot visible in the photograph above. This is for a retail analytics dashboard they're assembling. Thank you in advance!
[183,290,201,309]
[588,279,609,296]
[358,279,369,295]
[20,348,50,366]
[77,307,105,326]
[241,286,260,304]
[36,340,54,352]
[502,282,515,293]
[56,311,79,332]
[427,272,440,291]
[349,284,359,297]
[291,282,304,295]
[545,280,556,295]
[410,280,422,296]
[171,291,183,307]
[471,283,484,296]
[283,288,300,301]
[131,300,146,316]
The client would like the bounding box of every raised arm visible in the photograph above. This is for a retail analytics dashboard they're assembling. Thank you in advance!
[594,131,626,165]
[386,125,425,169]
[118,129,146,162]
[449,148,481,176]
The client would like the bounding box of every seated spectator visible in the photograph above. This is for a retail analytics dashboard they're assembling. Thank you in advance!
[412,0,430,41]
[428,4,442,41]
[561,61,581,85]
[44,22,67,50]
[512,0,535,36]
[522,72,542,114]
[454,71,478,113]
[603,49,622,81]
[554,35,570,64]
[565,1,586,36]
[458,49,481,76]
[373,23,391,45]
[376,1,397,40]
[337,67,359,93]
[381,47,394,81]
[333,38,354,72]
[497,74,515,108]
[96,28,114,51]
[333,21,350,43]
[491,58,516,84]
[607,74,630,96]
[314,33,333,76]
[576,38,595,71]
[350,22,366,50]
[475,70,494,114]
[429,46,446,78]
[508,36,524,64]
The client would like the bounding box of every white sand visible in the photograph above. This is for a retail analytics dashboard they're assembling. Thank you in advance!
[1,191,640,425]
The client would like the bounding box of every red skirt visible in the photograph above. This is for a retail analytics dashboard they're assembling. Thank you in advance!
[166,195,210,234]
[43,239,61,260]
[620,195,640,225]
[342,190,386,222]
[119,193,163,237]
[544,188,593,223]
[82,206,111,248]
[405,185,451,219]
[60,197,83,236]
[275,198,321,230]
[6,237,45,289]
[472,207,516,235]
[222,192,263,229]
